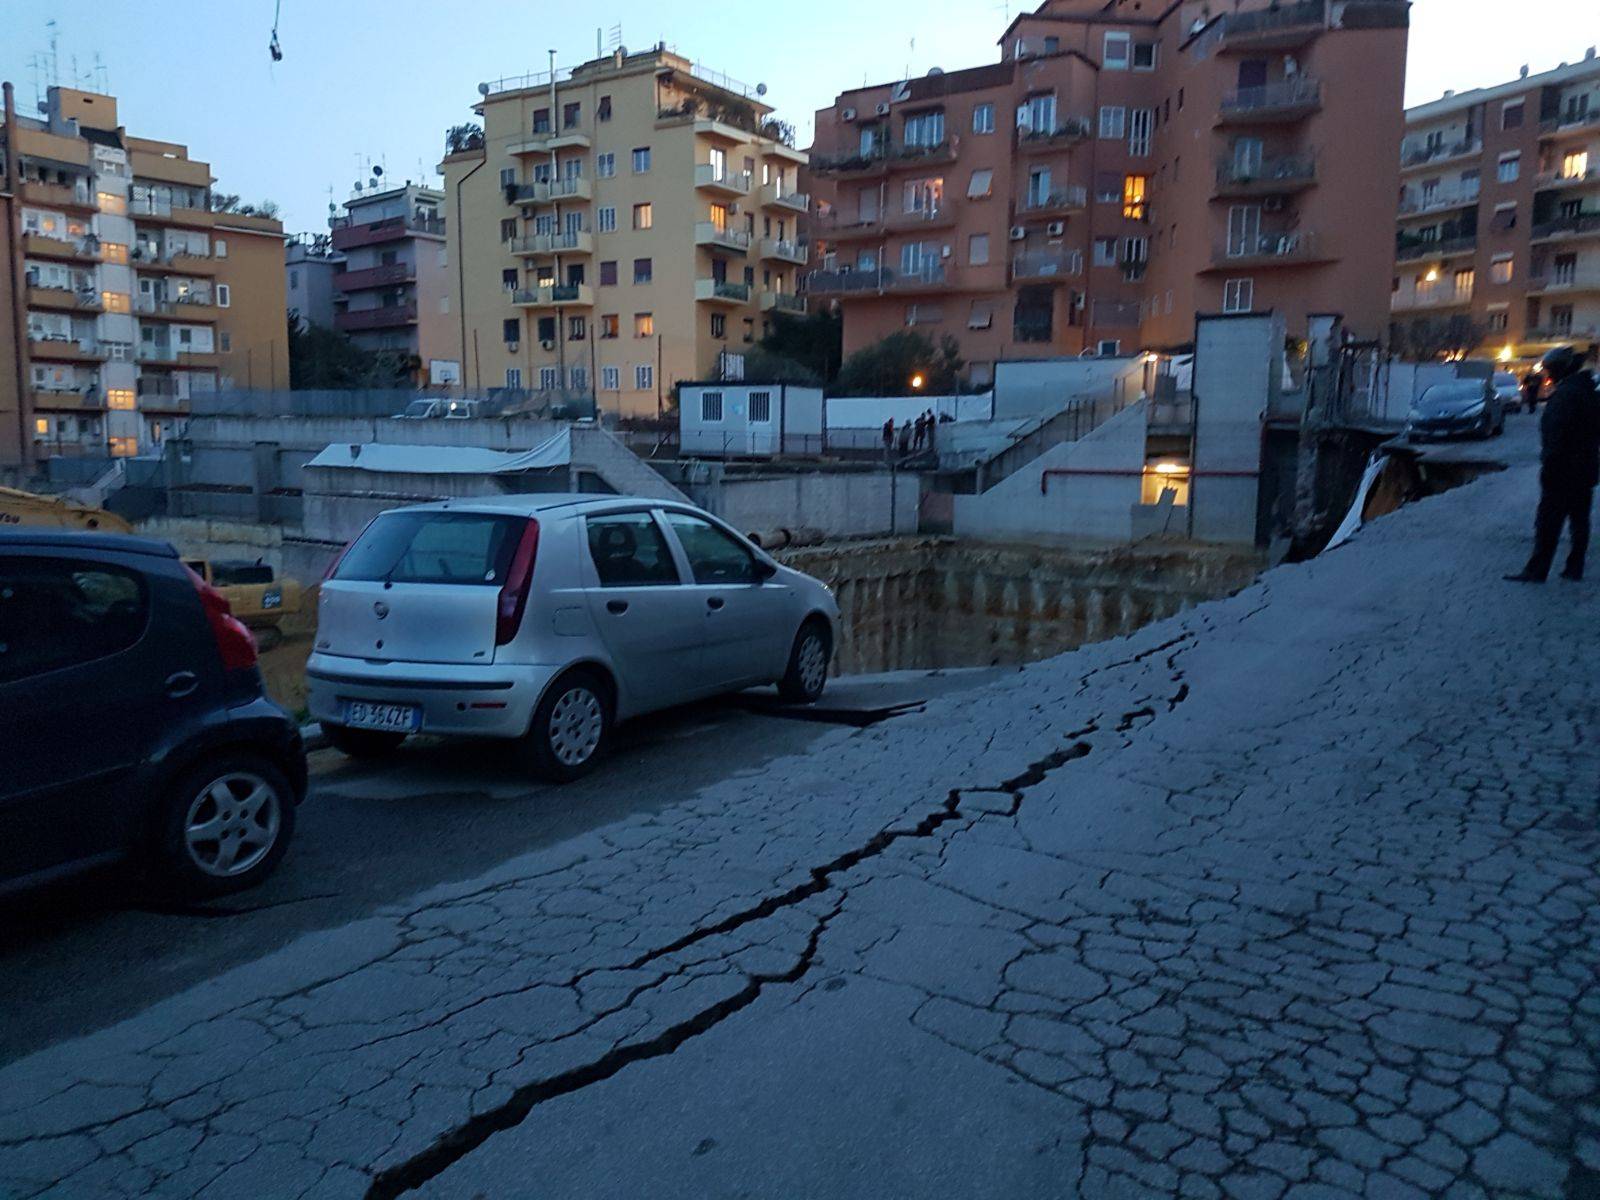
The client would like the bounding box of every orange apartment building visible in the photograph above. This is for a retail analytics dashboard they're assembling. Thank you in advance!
[805,0,1409,377]
[1391,53,1600,358]
[1,84,287,473]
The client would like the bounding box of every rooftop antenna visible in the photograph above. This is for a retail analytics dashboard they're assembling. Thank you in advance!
[92,52,108,93]
[608,23,622,52]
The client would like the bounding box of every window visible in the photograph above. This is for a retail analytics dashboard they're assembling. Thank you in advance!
[1498,153,1520,184]
[633,203,653,230]
[105,389,135,411]
[968,233,990,265]
[701,391,725,421]
[1490,256,1514,284]
[101,242,127,265]
[503,317,520,342]
[1099,106,1127,140]
[1453,268,1474,300]
[748,391,772,423]
[217,333,230,353]
[1103,31,1131,70]
[1093,237,1118,267]
[598,95,612,121]
[634,364,654,391]
[711,312,726,339]
[586,512,679,587]
[968,300,994,329]
[903,177,943,216]
[537,316,557,342]
[1132,41,1157,70]
[563,102,581,128]
[216,284,230,308]
[631,146,651,173]
[1502,101,1524,131]
[633,257,653,284]
[499,167,516,188]
[1223,278,1254,313]
[972,103,995,134]
[540,366,560,390]
[601,365,621,390]
[1129,108,1153,157]
[1043,36,1059,53]
[505,367,523,389]
[1028,167,1053,208]
[213,239,227,259]
[634,312,654,337]
[0,559,148,684]
[500,217,517,242]
[597,152,616,177]
[903,109,946,147]
[532,108,551,133]
[1021,92,1057,133]
[1095,172,1122,203]
[967,168,994,198]
[102,292,130,313]
[600,260,618,286]
[662,512,761,585]
[569,315,586,340]
[1562,149,1590,181]
[288,268,300,289]
[598,313,619,339]
[1487,308,1509,332]
[1123,175,1149,221]
[1551,304,1575,334]
[598,206,617,233]
[1490,202,1517,232]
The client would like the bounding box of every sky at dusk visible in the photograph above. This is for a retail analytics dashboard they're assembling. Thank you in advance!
[2,0,1592,234]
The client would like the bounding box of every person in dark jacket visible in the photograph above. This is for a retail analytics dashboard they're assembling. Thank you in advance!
[1520,369,1542,414]
[1506,345,1600,583]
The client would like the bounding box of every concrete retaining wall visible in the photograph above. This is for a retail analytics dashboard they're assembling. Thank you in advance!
[689,470,920,540]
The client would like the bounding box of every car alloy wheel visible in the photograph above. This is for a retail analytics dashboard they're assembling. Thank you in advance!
[547,684,604,767]
[797,630,829,696]
[183,771,283,878]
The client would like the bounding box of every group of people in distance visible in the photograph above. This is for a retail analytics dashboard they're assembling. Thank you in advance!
[881,410,943,458]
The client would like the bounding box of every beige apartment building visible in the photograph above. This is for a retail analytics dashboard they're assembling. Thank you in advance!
[1391,53,1600,358]
[806,0,1408,375]
[0,84,287,472]
[442,46,808,418]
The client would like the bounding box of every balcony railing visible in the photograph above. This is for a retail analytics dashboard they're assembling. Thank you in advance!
[511,284,595,307]
[1535,166,1600,191]
[759,183,809,212]
[1218,78,1322,119]
[1401,137,1482,169]
[759,238,808,264]
[509,232,593,256]
[1540,108,1600,136]
[694,223,752,251]
[1215,155,1318,194]
[329,213,445,250]
[1396,232,1478,262]
[1390,287,1474,311]
[759,291,806,315]
[25,283,102,311]
[22,232,99,261]
[1012,251,1083,280]
[135,294,218,318]
[506,129,593,155]
[1398,183,1481,215]
[1221,0,1323,43]
[20,180,92,209]
[1532,212,1600,241]
[1527,321,1600,341]
[1020,185,1089,214]
[31,387,104,411]
[1016,118,1093,151]
[695,279,752,304]
[334,303,420,331]
[1212,231,1324,266]
[27,335,103,360]
[805,264,949,295]
[1528,269,1600,293]
[506,178,593,205]
[809,141,957,175]
[333,262,416,291]
[695,164,752,194]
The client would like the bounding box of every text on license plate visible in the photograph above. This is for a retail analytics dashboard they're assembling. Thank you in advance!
[342,700,421,732]
[261,589,282,608]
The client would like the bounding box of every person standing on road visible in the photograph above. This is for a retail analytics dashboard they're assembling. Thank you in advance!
[1521,368,1542,415]
[1506,345,1600,584]
[882,418,895,461]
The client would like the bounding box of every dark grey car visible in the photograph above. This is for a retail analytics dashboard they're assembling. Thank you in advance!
[1406,379,1505,441]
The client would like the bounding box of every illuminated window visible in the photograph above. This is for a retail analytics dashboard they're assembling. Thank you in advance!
[1141,461,1190,506]
[1122,175,1149,221]
[1563,149,1590,180]
[101,292,130,313]
[109,436,138,458]
[106,389,136,411]
[634,312,654,337]
[633,203,652,230]
[1490,255,1513,284]
[96,192,126,215]
[101,242,127,264]
[34,417,49,436]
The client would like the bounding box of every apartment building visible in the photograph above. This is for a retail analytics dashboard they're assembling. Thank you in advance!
[1392,52,1600,357]
[286,232,344,331]
[329,183,459,385]
[805,0,1408,374]
[442,46,808,418]
[0,84,287,471]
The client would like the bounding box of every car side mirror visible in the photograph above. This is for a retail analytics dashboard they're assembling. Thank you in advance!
[753,559,779,583]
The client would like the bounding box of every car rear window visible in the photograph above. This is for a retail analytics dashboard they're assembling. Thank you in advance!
[333,512,526,585]
[0,556,149,684]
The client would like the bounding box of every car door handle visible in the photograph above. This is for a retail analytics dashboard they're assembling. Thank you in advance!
[706,596,725,611]
[165,670,199,699]
[606,599,629,614]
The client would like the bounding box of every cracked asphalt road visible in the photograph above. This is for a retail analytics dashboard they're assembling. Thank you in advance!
[7,415,1600,1200]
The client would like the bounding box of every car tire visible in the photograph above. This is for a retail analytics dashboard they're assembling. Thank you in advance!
[322,723,407,759]
[777,619,832,704]
[520,669,612,783]
[151,752,297,899]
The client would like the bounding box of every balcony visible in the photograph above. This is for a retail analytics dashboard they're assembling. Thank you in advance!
[1397,182,1481,216]
[26,284,101,313]
[140,395,193,416]
[1390,287,1474,313]
[1019,186,1090,218]
[329,213,445,251]
[695,279,752,306]
[1531,212,1600,243]
[884,206,960,233]
[694,223,752,252]
[334,262,417,291]
[30,388,105,412]
[805,264,951,296]
[759,238,808,265]
[1527,269,1600,295]
[27,336,105,363]
[19,180,94,211]
[506,178,592,206]
[128,195,211,227]
[22,233,99,263]
[759,291,807,315]
[1217,78,1322,125]
[808,141,958,177]
[131,247,217,275]
[507,130,592,156]
[695,164,752,196]
[1396,232,1478,262]
[334,303,420,331]
[511,284,595,308]
[1526,321,1600,342]
[510,231,594,257]
[1015,118,1093,154]
[1535,166,1600,192]
[1220,0,1325,50]
[1400,137,1482,172]
[1540,108,1600,139]
[135,294,220,322]
[1215,156,1317,198]
[136,344,220,368]
[759,182,809,213]
[1206,232,1332,270]
[1011,251,1083,282]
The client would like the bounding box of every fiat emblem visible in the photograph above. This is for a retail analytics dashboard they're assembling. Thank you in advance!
[373,601,390,619]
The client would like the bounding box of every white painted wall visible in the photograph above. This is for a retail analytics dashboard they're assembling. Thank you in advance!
[690,470,920,539]
[992,357,1144,419]
[824,393,993,429]
[679,384,823,456]
[1190,314,1275,545]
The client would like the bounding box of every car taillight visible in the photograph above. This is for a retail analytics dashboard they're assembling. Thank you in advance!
[185,566,258,670]
[495,518,541,646]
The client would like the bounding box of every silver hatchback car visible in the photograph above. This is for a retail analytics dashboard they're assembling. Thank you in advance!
[306,496,839,780]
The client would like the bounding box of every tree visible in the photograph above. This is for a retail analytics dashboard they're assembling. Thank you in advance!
[1398,314,1485,362]
[832,330,964,397]
[445,123,485,155]
[757,308,842,385]
[739,347,822,386]
[287,311,411,389]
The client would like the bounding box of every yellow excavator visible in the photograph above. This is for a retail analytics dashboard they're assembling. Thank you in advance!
[1,486,303,648]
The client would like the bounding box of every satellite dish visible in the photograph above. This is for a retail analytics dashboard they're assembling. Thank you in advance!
[373,164,384,177]
[353,181,363,192]
[756,82,768,96]
[927,67,943,76]
[478,82,491,95]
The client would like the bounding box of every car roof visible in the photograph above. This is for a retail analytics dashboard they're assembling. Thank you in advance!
[400,494,702,519]
[0,529,178,557]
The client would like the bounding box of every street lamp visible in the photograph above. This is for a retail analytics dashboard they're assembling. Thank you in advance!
[910,373,925,390]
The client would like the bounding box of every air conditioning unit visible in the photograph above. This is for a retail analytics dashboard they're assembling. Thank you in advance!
[1046,221,1066,237]
[506,340,519,352]
[540,339,556,350]
[1009,225,1027,241]
[841,107,858,121]
[1263,196,1286,212]
[875,101,891,116]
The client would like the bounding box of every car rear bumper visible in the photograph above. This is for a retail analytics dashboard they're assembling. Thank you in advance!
[306,655,554,738]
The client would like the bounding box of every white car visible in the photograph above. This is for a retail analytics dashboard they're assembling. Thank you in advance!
[306,496,839,780]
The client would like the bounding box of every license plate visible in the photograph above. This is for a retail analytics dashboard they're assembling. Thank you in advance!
[261,588,282,609]
[342,700,421,732]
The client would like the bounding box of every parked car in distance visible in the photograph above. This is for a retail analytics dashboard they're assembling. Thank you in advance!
[394,398,481,420]
[0,531,307,899]
[1491,371,1521,406]
[307,496,840,781]
[1405,379,1505,441]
